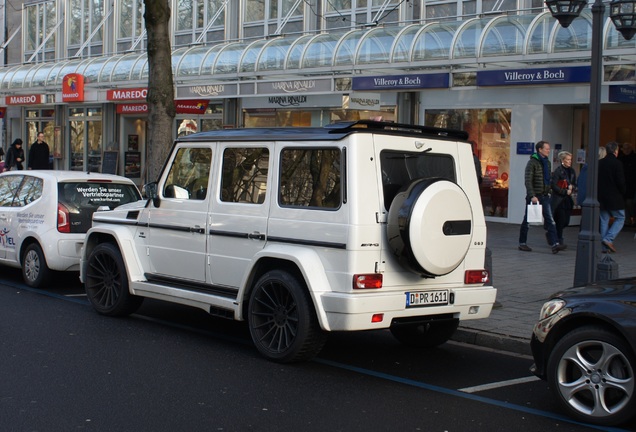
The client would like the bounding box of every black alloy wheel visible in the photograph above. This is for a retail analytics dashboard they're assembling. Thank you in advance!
[85,242,143,316]
[248,269,326,363]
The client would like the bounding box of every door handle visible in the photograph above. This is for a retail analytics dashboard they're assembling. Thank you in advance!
[191,225,205,234]
[248,232,266,240]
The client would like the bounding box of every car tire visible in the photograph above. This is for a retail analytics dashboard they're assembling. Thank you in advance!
[387,178,473,277]
[248,269,327,363]
[22,243,51,288]
[547,325,636,426]
[390,319,459,348]
[85,242,143,316]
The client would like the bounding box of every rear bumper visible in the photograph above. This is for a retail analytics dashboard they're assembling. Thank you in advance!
[320,286,497,331]
[45,237,83,271]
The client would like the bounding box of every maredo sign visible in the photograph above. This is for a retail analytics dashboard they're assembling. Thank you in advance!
[5,94,46,105]
[62,73,85,102]
[107,88,148,101]
[116,99,209,115]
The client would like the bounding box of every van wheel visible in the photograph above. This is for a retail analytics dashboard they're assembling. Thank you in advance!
[390,319,459,348]
[248,269,327,363]
[22,243,51,288]
[85,243,143,316]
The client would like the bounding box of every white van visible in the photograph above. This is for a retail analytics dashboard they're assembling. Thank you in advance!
[80,120,496,362]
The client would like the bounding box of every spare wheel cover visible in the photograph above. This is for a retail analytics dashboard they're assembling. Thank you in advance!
[391,179,473,276]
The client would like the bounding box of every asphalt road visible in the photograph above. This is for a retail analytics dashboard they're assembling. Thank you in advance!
[1,268,633,432]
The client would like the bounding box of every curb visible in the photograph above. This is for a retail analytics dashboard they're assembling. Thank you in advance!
[453,328,532,356]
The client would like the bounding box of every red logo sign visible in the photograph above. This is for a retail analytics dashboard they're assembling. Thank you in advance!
[62,73,85,102]
[175,99,209,114]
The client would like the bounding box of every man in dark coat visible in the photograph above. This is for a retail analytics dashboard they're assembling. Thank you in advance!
[518,140,565,253]
[28,132,50,170]
[598,141,626,253]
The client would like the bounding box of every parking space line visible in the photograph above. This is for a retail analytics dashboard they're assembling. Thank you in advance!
[459,376,541,393]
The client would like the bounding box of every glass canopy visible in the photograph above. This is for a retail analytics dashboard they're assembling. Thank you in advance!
[1,10,634,91]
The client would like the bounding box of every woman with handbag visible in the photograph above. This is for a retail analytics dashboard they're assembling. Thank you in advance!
[551,151,577,246]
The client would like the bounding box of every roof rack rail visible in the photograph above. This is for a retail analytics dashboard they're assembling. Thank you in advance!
[325,120,469,141]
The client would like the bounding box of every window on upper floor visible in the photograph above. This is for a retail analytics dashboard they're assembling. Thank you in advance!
[117,0,146,53]
[24,1,57,63]
[175,0,227,47]
[324,0,401,31]
[67,0,106,58]
[243,0,303,39]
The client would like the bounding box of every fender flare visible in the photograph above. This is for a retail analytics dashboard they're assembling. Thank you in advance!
[235,244,334,331]
[81,225,146,284]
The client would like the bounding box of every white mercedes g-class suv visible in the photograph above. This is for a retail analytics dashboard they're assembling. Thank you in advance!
[80,120,496,362]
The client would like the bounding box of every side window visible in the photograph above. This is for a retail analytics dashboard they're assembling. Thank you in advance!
[221,147,269,204]
[163,147,212,200]
[0,175,25,207]
[15,176,43,206]
[279,148,341,209]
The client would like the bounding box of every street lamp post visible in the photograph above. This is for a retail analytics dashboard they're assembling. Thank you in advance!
[545,0,636,287]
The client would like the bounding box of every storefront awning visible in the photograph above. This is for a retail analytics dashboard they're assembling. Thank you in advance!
[1,10,634,92]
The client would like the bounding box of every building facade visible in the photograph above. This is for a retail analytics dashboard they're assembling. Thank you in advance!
[0,0,634,224]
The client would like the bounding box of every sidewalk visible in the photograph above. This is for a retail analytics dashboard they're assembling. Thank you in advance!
[454,221,636,355]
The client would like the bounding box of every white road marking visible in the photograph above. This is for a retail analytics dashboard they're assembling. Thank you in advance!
[459,376,541,393]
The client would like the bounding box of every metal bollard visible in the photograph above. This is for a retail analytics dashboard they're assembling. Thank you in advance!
[596,254,619,281]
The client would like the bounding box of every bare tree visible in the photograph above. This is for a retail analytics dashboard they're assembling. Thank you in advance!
[144,0,175,182]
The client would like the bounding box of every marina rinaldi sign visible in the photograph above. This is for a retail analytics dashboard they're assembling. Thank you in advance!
[477,66,591,86]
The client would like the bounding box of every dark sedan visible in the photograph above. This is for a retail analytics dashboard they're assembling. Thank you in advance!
[530,278,636,426]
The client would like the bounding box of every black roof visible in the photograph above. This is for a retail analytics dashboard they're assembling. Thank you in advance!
[177,120,469,143]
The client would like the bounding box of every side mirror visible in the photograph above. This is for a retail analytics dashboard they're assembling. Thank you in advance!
[143,182,160,208]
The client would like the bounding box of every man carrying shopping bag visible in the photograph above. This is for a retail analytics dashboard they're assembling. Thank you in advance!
[518,140,566,254]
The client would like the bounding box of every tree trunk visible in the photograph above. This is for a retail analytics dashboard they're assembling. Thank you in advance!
[144,0,175,183]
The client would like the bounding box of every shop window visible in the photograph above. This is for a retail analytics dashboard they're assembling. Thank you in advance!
[221,148,269,204]
[69,107,103,172]
[279,148,341,209]
[425,108,511,218]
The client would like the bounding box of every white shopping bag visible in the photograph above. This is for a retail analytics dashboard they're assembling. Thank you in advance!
[527,203,543,224]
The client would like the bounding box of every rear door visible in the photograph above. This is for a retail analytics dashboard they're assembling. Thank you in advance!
[145,145,213,283]
[207,144,271,288]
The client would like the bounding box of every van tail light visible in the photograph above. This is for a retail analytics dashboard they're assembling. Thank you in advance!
[465,270,489,284]
[353,274,383,289]
[57,203,70,233]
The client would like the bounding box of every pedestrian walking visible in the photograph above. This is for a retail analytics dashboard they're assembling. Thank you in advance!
[551,151,576,246]
[4,139,25,171]
[618,142,636,226]
[518,140,566,254]
[598,141,626,253]
[577,147,606,206]
[28,131,50,170]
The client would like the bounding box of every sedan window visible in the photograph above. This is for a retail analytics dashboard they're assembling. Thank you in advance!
[0,175,25,207]
[15,176,43,206]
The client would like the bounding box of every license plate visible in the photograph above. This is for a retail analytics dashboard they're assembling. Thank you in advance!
[405,290,449,307]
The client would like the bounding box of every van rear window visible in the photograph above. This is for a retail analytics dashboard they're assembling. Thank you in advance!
[58,182,141,233]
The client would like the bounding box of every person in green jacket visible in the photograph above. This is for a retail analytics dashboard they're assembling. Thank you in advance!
[518,140,566,254]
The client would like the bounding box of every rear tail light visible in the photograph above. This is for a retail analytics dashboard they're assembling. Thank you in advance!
[465,270,489,284]
[57,203,70,233]
[353,274,383,289]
